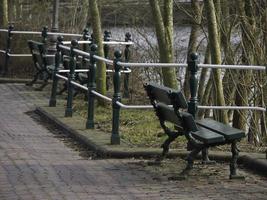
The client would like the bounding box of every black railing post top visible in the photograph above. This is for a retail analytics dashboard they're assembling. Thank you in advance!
[42,26,48,31]
[57,35,64,43]
[83,28,89,34]
[42,26,48,43]
[125,32,131,41]
[56,36,63,50]
[90,44,98,52]
[8,24,14,37]
[8,24,14,30]
[42,26,48,33]
[90,44,97,64]
[71,39,78,47]
[104,30,111,41]
[90,33,94,42]
[83,28,90,40]
[114,50,122,60]
[190,52,198,61]
[114,50,122,71]
[188,52,199,72]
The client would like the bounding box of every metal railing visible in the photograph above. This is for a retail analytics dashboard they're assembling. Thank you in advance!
[0,25,133,76]
[48,38,266,146]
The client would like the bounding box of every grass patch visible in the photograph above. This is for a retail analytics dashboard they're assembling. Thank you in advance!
[72,98,187,148]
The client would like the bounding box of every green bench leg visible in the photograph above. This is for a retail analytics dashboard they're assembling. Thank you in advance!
[183,147,203,174]
[201,148,216,164]
[229,140,244,179]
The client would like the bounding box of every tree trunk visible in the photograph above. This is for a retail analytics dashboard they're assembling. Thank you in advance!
[198,44,210,101]
[149,0,178,89]
[8,0,16,23]
[183,0,203,98]
[0,0,8,27]
[204,0,228,123]
[233,0,254,134]
[88,0,106,104]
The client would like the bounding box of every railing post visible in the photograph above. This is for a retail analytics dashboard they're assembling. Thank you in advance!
[65,40,78,117]
[82,28,90,68]
[187,53,199,118]
[188,53,211,162]
[104,30,111,90]
[111,50,122,145]
[103,30,111,58]
[86,44,97,129]
[123,32,131,98]
[49,36,63,107]
[1,24,14,76]
[41,26,48,44]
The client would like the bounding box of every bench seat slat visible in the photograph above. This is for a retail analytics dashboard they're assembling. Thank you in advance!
[191,126,225,144]
[196,118,245,140]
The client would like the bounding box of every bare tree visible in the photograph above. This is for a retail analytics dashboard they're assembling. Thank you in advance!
[88,0,106,104]
[149,0,178,89]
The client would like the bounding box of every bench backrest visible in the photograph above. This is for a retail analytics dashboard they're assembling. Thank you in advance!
[144,83,188,109]
[144,83,197,131]
[28,40,47,71]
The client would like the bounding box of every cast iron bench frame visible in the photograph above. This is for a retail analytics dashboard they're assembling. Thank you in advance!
[27,40,56,90]
[144,82,246,179]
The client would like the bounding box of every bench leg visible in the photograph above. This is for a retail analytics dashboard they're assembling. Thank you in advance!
[201,148,216,164]
[182,147,202,175]
[229,140,244,179]
[35,80,48,91]
[26,71,41,86]
[57,83,67,95]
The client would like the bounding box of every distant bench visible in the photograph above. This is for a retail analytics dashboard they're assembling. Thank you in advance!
[27,40,88,92]
[144,82,245,179]
[27,40,57,90]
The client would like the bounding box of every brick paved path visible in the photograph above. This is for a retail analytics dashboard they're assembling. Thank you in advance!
[0,84,266,200]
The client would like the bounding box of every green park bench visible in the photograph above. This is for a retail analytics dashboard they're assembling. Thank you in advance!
[144,82,246,179]
[27,40,57,90]
[27,39,88,93]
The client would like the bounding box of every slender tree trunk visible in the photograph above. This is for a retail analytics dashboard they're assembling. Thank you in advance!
[0,0,8,27]
[88,0,106,104]
[198,44,210,101]
[149,0,178,89]
[233,0,254,134]
[8,0,16,23]
[183,0,203,98]
[220,0,237,121]
[204,0,228,123]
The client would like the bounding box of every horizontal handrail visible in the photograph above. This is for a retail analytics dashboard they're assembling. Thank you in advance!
[93,55,113,65]
[10,30,41,35]
[0,29,83,37]
[58,69,90,73]
[73,48,90,58]
[8,53,32,57]
[198,105,266,112]
[70,80,88,91]
[91,90,112,102]
[47,32,82,37]
[116,101,153,109]
[117,62,187,68]
[58,44,71,51]
[55,73,68,80]
[58,69,131,74]
[62,40,134,45]
[198,64,266,71]
[117,61,267,71]
[55,73,267,112]
[0,51,55,57]
[0,29,8,32]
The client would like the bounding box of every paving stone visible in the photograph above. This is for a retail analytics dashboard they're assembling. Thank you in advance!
[0,83,267,200]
